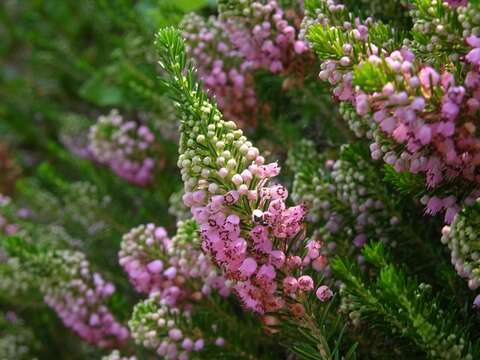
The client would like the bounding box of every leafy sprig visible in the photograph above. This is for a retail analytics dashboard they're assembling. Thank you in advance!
[332,243,477,360]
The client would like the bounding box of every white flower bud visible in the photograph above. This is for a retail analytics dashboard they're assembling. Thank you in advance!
[227,159,237,169]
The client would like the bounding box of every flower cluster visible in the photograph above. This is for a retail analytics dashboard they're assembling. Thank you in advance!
[441,199,480,306]
[156,29,332,314]
[0,312,39,360]
[129,296,218,360]
[355,49,480,222]
[407,0,466,65]
[181,1,314,127]
[119,220,229,308]
[186,182,321,313]
[1,193,129,348]
[88,110,157,186]
[1,202,131,348]
[288,141,400,266]
[306,0,480,223]
[42,250,129,348]
[221,0,311,76]
[179,105,331,312]
[329,151,399,247]
[181,13,260,127]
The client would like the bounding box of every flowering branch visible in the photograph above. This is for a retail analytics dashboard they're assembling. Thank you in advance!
[154,26,355,359]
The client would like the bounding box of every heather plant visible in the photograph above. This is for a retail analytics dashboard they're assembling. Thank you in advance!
[3,0,480,359]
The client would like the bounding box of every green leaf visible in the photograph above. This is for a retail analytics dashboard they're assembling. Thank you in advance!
[383,165,425,196]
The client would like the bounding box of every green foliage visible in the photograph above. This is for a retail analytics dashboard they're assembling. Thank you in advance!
[155,27,197,108]
[342,0,410,27]
[307,3,402,62]
[192,297,284,360]
[382,165,426,197]
[308,26,349,60]
[352,61,391,93]
[332,243,478,360]
[280,297,358,360]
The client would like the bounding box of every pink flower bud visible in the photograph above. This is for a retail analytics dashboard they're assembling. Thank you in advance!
[147,260,164,274]
[282,276,298,294]
[298,275,314,291]
[169,328,183,341]
[194,339,204,351]
[316,285,333,302]
[238,258,257,278]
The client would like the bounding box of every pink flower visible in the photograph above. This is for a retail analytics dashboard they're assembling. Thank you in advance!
[441,72,455,89]
[466,48,480,66]
[353,234,367,248]
[258,163,281,178]
[194,339,204,351]
[410,97,425,111]
[192,190,205,204]
[282,276,298,294]
[286,256,302,269]
[441,101,459,121]
[466,71,480,88]
[294,40,308,54]
[355,94,370,115]
[168,329,183,341]
[306,241,321,259]
[425,197,443,215]
[155,227,167,239]
[467,35,480,48]
[164,267,177,280]
[418,125,432,145]
[297,276,314,291]
[419,67,440,88]
[256,265,276,286]
[380,117,396,134]
[444,205,460,224]
[224,191,239,205]
[316,285,333,302]
[147,260,164,274]
[182,338,194,351]
[393,124,408,142]
[270,250,286,267]
[270,184,288,200]
[238,258,257,279]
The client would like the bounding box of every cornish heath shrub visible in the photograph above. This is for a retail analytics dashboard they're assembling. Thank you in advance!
[2,1,480,359]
